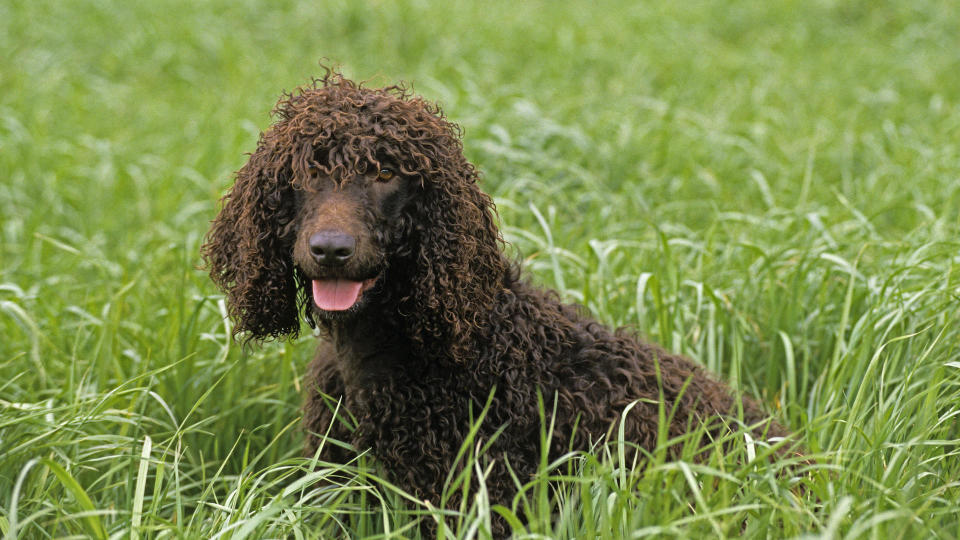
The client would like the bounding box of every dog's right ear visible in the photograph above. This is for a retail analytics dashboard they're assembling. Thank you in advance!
[202,134,302,341]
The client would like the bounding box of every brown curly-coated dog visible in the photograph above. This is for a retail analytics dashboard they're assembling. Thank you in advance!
[203,69,790,536]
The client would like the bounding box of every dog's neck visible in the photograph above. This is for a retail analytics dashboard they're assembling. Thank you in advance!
[328,310,412,390]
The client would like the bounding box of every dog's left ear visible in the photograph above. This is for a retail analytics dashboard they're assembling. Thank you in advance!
[400,155,509,364]
[202,133,302,341]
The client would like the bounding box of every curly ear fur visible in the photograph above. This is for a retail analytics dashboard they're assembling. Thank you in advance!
[202,134,302,341]
[400,158,509,364]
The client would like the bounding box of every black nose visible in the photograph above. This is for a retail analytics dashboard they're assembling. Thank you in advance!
[308,230,356,266]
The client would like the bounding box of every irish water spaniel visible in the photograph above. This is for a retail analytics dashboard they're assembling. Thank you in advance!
[203,69,789,535]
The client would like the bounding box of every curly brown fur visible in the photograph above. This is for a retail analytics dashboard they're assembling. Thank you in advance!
[203,69,791,536]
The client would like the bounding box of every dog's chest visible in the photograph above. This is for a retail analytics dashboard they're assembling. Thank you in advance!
[351,368,483,461]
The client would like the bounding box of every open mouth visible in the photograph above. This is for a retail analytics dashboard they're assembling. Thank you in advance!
[311,276,379,311]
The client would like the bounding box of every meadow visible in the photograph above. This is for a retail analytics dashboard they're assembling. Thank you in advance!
[2,0,959,537]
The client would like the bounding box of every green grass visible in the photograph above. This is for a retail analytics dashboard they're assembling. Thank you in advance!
[2,0,959,537]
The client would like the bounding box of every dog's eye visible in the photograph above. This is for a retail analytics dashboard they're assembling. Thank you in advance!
[376,168,395,182]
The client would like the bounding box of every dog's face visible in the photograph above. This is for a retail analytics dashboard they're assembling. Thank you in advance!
[291,163,416,321]
[203,75,506,343]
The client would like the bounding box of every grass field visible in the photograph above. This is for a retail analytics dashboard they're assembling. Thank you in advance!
[2,0,959,537]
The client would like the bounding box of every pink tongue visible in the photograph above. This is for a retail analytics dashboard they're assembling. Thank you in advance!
[312,279,364,311]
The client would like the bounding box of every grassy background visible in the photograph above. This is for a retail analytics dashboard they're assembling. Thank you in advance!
[2,0,959,537]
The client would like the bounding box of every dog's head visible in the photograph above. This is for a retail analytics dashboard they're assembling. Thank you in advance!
[203,69,508,360]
